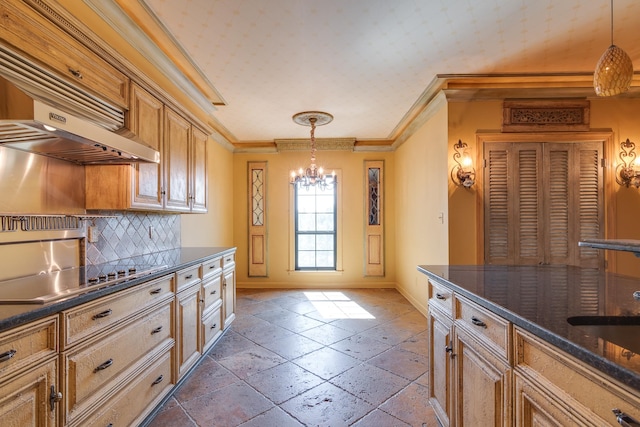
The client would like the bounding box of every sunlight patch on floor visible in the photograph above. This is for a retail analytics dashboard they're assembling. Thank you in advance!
[304,291,375,319]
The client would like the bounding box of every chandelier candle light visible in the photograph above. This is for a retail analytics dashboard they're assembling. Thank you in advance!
[290,111,336,190]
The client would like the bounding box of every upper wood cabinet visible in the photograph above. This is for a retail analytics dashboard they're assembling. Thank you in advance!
[0,0,128,108]
[86,83,208,213]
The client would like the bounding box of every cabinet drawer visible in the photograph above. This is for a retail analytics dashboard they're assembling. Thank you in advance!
[202,304,223,354]
[0,315,57,381]
[62,275,173,349]
[455,295,510,360]
[0,1,129,108]
[202,256,223,280]
[515,328,640,426]
[428,280,453,317]
[176,265,201,293]
[202,274,222,313]
[79,348,174,427]
[222,252,235,269]
[64,302,173,423]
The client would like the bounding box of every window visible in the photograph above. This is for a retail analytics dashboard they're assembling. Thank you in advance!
[294,183,336,270]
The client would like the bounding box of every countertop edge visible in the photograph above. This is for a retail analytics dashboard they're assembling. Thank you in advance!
[0,247,236,334]
[417,265,640,393]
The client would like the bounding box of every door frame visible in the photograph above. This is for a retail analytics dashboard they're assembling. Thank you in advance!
[475,131,615,267]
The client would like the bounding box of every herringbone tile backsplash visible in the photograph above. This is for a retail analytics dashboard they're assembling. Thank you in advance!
[86,211,180,264]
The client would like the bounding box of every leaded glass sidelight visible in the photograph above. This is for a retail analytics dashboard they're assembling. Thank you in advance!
[368,168,380,226]
[252,169,264,226]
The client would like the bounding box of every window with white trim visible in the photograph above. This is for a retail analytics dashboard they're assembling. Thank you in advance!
[294,182,336,270]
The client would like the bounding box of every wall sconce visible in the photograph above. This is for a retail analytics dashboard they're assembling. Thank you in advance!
[451,139,476,188]
[616,138,640,188]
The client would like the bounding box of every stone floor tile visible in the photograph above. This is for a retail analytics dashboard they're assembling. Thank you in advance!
[207,330,259,360]
[368,347,428,380]
[147,402,196,427]
[285,300,318,315]
[329,363,410,406]
[239,407,305,427]
[234,318,296,345]
[330,333,392,361]
[253,307,301,324]
[175,357,238,403]
[181,382,274,427]
[244,362,324,404]
[299,322,355,346]
[359,321,420,346]
[330,317,382,333]
[259,332,324,360]
[351,409,411,427]
[379,382,435,426]
[271,313,326,333]
[280,381,374,427]
[217,345,286,379]
[396,330,429,355]
[292,346,360,380]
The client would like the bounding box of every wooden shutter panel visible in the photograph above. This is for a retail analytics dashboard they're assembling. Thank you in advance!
[485,143,510,263]
[545,144,571,265]
[514,146,543,264]
[577,143,603,268]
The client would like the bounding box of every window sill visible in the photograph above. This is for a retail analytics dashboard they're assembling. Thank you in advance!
[287,270,344,276]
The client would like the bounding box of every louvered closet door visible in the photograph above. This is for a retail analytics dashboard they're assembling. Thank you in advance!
[484,141,603,267]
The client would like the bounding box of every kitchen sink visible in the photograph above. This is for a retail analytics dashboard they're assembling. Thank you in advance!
[567,316,640,354]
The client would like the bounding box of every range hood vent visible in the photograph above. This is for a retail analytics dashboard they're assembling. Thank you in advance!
[0,45,159,164]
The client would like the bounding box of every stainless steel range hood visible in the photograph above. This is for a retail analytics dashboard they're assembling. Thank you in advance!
[0,46,159,165]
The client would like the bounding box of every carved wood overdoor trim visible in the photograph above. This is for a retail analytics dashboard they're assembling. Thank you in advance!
[248,162,267,277]
[364,160,384,276]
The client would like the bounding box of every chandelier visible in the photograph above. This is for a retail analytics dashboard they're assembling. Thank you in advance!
[290,111,336,190]
[593,0,634,96]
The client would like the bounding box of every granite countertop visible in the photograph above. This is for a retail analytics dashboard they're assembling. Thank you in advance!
[579,239,640,255]
[0,247,235,333]
[417,264,640,392]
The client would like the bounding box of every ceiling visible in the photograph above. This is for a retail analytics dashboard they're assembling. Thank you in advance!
[94,0,640,146]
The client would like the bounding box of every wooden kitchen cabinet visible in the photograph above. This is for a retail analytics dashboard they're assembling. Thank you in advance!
[201,256,223,353]
[176,267,202,379]
[0,315,60,426]
[514,327,640,427]
[0,0,128,108]
[222,252,237,328]
[0,358,59,427]
[427,281,512,427]
[61,274,175,426]
[428,304,453,426]
[85,84,208,213]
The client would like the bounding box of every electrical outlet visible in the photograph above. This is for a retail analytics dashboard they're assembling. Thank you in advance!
[88,226,99,243]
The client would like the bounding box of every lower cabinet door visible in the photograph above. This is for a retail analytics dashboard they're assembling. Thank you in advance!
[514,371,581,427]
[202,304,223,354]
[177,283,201,379]
[454,326,511,427]
[428,305,453,427]
[0,358,59,427]
[82,347,174,427]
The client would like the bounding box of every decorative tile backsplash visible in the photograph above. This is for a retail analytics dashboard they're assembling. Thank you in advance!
[85,211,180,264]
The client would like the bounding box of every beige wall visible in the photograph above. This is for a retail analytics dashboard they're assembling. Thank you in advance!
[181,138,235,247]
[394,96,450,314]
[232,149,396,289]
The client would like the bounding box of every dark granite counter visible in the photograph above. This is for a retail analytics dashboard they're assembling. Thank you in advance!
[0,247,235,333]
[417,264,640,392]
[579,239,640,256]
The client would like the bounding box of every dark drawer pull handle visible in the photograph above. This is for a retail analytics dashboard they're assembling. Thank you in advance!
[93,309,112,320]
[435,293,446,300]
[471,316,487,328]
[185,274,193,279]
[209,265,216,269]
[612,409,640,426]
[68,67,83,79]
[0,349,17,363]
[634,291,640,301]
[152,375,164,386]
[107,424,113,427]
[211,323,217,329]
[445,345,453,353]
[210,290,217,295]
[94,358,113,372]
[150,288,162,295]
[151,326,163,334]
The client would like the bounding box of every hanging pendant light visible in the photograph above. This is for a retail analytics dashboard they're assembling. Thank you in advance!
[290,111,336,190]
[593,0,634,96]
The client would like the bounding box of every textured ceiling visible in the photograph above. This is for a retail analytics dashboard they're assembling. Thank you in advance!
[139,0,640,144]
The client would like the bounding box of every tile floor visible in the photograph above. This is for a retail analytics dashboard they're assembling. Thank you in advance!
[148,288,438,427]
